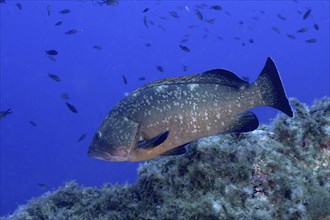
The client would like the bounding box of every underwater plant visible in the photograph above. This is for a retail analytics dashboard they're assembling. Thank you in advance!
[2,97,330,220]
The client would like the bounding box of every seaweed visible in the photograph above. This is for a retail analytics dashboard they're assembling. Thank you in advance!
[3,97,330,220]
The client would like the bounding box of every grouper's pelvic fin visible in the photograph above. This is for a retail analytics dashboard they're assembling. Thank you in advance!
[160,143,189,156]
[253,57,293,117]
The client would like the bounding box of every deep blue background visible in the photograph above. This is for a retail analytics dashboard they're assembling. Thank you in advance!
[0,0,329,216]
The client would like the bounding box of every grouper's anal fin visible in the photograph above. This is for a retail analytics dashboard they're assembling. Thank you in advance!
[228,111,259,133]
[137,130,169,149]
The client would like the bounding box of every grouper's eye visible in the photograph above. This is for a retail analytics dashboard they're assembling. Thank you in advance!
[93,132,102,141]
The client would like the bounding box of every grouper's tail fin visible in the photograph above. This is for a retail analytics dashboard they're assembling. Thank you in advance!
[253,57,293,117]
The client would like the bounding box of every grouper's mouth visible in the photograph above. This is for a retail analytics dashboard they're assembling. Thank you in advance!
[88,147,131,162]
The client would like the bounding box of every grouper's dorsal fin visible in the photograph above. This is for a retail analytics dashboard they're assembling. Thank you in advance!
[132,69,249,94]
[133,75,198,93]
[202,69,249,88]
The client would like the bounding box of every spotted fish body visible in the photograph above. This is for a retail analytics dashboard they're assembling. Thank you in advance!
[89,57,293,162]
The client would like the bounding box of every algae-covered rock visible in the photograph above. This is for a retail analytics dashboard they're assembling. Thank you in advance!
[3,97,330,220]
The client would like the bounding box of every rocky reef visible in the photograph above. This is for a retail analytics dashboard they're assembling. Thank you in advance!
[3,97,330,220]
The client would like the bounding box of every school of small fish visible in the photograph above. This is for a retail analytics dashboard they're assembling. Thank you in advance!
[0,1,323,164]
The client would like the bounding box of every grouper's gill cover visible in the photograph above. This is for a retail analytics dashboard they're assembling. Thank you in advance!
[88,57,293,162]
[88,115,139,161]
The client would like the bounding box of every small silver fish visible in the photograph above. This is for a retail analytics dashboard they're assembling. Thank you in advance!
[16,3,22,10]
[169,11,179,18]
[78,133,87,142]
[59,9,70,14]
[37,183,49,190]
[100,0,118,6]
[303,9,312,20]
[287,34,296,39]
[156,65,164,72]
[149,20,155,26]
[93,45,103,50]
[272,27,281,34]
[46,50,58,55]
[296,27,308,33]
[179,45,190,52]
[305,38,317,43]
[0,108,12,120]
[65,101,78,113]
[48,73,61,82]
[277,13,286,21]
[195,9,203,20]
[47,5,51,16]
[61,92,70,100]
[29,121,37,127]
[88,57,293,162]
[188,24,198,29]
[206,18,216,24]
[210,5,222,10]
[143,16,148,29]
[55,21,62,26]
[252,16,259,21]
[65,29,78,35]
[122,75,128,84]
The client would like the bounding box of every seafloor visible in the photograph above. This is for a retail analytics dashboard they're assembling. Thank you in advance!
[2,97,330,220]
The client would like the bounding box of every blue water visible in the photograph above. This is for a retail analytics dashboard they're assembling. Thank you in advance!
[0,0,329,216]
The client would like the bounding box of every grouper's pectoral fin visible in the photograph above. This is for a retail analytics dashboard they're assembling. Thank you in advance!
[160,143,189,156]
[228,111,259,133]
[137,130,169,149]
